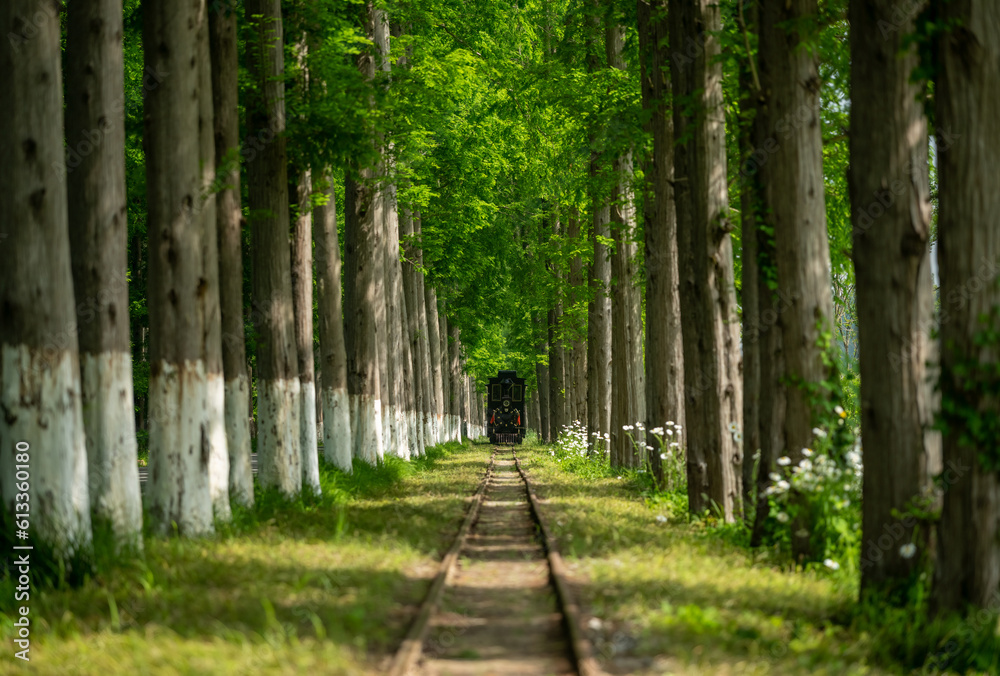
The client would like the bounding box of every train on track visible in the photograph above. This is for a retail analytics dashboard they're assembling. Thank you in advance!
[486,370,526,445]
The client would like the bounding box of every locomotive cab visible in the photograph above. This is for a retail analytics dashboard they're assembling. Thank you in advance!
[487,370,526,445]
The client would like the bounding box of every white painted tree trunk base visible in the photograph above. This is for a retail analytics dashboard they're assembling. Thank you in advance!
[1,345,92,558]
[225,375,254,508]
[147,359,214,537]
[351,394,383,464]
[322,386,352,472]
[300,380,321,494]
[256,378,302,498]
[206,372,231,522]
[80,351,143,548]
[395,407,410,460]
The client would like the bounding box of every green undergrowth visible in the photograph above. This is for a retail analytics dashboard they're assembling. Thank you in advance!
[0,440,485,675]
[521,440,997,675]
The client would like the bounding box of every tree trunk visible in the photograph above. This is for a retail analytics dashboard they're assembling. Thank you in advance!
[382,182,414,459]
[246,0,301,495]
[412,214,436,447]
[639,0,684,485]
[197,10,230,522]
[735,0,761,520]
[536,322,551,443]
[449,324,462,441]
[745,0,787,546]
[0,0,92,558]
[402,208,430,456]
[760,0,835,554]
[549,305,566,442]
[65,0,143,546]
[209,0,254,508]
[849,0,940,596]
[609,149,646,469]
[670,0,743,521]
[314,172,353,472]
[567,214,588,428]
[932,0,1000,613]
[425,285,445,444]
[291,165,321,492]
[439,309,453,441]
[141,0,216,534]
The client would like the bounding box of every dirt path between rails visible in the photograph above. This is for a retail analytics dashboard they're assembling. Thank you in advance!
[418,453,575,676]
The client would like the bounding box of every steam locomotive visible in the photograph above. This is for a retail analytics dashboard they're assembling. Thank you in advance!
[487,370,526,445]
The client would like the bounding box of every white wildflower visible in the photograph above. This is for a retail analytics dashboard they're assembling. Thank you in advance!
[769,472,781,482]
[801,447,814,457]
[823,558,840,571]
[660,453,668,460]
[776,512,789,523]
[835,405,846,418]
[728,422,739,433]
[777,456,791,466]
[812,427,827,438]
[650,427,664,436]
[665,429,674,436]
[899,543,917,559]
[777,480,790,491]
[656,515,667,524]
[669,442,679,448]
[799,459,813,471]
[588,617,603,631]
[733,431,743,443]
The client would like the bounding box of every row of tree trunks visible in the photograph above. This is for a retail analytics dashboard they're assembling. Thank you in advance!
[669,0,742,522]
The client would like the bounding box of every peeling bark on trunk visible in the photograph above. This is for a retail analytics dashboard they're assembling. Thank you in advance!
[65,0,143,546]
[314,172,353,472]
[209,0,254,508]
[849,0,940,594]
[246,0,301,496]
[639,0,684,486]
[670,0,743,521]
[932,0,1000,614]
[0,0,92,558]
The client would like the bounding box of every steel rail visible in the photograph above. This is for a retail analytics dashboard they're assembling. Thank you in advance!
[387,449,496,676]
[513,447,603,676]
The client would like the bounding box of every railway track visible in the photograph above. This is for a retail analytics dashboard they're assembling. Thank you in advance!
[389,445,600,676]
